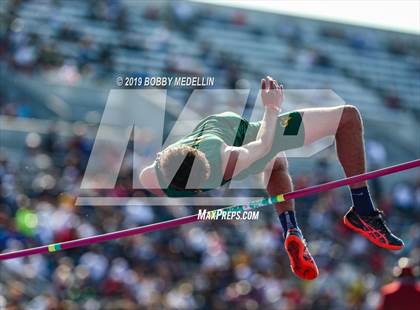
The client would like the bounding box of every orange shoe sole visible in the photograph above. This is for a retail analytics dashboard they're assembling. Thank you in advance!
[343,217,402,251]
[284,235,319,281]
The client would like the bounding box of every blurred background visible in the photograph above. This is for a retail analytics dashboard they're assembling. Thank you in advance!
[0,0,419,309]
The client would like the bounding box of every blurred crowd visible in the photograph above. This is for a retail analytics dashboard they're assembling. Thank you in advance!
[1,0,419,111]
[0,116,419,309]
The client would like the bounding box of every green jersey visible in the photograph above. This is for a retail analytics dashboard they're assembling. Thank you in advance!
[156,111,304,196]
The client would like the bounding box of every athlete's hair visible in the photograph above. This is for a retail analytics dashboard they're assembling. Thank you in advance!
[159,145,210,191]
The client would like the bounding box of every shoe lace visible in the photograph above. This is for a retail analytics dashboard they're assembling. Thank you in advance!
[365,210,392,234]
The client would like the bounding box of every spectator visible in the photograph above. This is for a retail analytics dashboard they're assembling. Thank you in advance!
[377,258,420,310]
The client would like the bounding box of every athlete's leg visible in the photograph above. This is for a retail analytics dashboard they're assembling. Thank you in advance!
[264,153,319,280]
[301,105,366,188]
[300,105,403,250]
[264,154,294,213]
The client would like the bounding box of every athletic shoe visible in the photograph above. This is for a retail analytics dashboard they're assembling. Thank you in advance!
[343,207,404,251]
[284,228,319,280]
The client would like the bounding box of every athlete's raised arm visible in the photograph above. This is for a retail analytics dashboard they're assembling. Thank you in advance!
[221,76,283,178]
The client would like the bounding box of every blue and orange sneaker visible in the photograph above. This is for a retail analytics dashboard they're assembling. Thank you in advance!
[343,207,404,251]
[284,228,319,280]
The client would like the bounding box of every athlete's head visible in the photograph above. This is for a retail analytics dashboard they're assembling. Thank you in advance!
[158,145,210,191]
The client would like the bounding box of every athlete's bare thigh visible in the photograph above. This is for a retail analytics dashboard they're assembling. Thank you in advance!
[298,106,345,145]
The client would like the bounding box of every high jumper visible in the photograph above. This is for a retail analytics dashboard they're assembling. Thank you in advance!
[139,76,409,280]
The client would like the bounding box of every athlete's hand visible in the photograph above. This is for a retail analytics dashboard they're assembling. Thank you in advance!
[261,76,283,112]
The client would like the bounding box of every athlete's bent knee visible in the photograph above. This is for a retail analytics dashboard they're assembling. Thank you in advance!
[341,105,362,129]
[273,156,288,172]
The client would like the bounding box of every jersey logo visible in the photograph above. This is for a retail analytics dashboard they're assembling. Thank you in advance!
[192,138,203,148]
[280,115,292,128]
